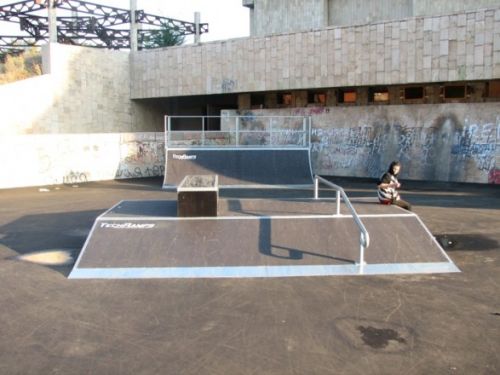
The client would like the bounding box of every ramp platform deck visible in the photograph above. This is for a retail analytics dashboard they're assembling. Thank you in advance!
[69,198,460,279]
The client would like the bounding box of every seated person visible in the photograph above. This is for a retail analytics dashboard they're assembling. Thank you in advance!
[377,161,412,211]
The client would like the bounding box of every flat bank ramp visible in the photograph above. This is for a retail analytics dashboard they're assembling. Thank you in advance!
[163,148,313,189]
[69,199,460,279]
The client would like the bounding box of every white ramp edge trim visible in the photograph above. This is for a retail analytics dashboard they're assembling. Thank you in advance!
[69,262,460,279]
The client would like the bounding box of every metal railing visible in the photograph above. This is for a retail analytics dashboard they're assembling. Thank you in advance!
[314,175,370,273]
[164,115,311,148]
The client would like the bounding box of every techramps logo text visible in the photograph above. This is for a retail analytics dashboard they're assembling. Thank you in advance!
[100,223,155,229]
[172,154,197,160]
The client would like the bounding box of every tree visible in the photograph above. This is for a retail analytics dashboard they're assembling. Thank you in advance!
[141,23,185,49]
[0,48,42,84]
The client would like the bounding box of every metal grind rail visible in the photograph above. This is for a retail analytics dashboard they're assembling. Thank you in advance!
[164,115,311,148]
[314,175,370,273]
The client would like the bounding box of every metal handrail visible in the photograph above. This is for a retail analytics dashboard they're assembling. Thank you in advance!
[314,175,370,273]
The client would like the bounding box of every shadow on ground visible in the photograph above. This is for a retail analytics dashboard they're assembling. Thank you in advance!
[0,210,103,276]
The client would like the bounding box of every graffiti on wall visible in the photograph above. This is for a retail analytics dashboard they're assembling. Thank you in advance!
[311,118,498,183]
[63,171,89,184]
[121,140,164,164]
[115,165,165,179]
[116,138,165,179]
[224,106,499,184]
[0,133,166,189]
[221,78,237,93]
[488,169,500,184]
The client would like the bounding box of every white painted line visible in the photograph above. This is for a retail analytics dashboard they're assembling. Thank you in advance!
[414,214,459,267]
[68,219,100,274]
[70,200,126,274]
[177,187,219,192]
[97,212,415,222]
[97,200,124,219]
[68,261,460,279]
[359,213,417,218]
[96,214,344,221]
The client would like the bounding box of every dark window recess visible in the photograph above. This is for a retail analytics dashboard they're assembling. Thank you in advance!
[277,93,293,106]
[337,89,357,103]
[444,85,466,99]
[308,91,327,105]
[369,87,389,102]
[250,93,265,108]
[404,86,424,100]
[487,81,500,97]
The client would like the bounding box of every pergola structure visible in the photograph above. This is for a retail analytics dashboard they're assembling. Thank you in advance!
[0,0,208,54]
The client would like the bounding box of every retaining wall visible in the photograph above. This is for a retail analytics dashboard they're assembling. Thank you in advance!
[224,102,500,184]
[0,43,163,136]
[0,133,164,189]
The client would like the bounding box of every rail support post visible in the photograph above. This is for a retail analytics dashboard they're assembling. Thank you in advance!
[314,176,319,199]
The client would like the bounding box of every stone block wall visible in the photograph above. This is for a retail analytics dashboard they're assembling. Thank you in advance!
[328,0,500,27]
[131,8,500,99]
[328,0,412,27]
[0,43,163,135]
[246,0,328,37]
[223,102,500,184]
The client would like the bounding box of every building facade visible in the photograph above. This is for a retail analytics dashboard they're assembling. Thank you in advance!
[130,1,500,184]
[1,0,499,186]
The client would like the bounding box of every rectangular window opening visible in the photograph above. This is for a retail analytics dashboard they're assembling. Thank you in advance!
[487,81,500,98]
[277,92,293,106]
[250,93,265,108]
[404,86,424,100]
[369,87,389,103]
[338,89,357,104]
[444,85,466,99]
[308,91,327,105]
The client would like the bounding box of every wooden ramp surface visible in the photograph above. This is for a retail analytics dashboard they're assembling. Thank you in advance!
[69,199,459,279]
[163,148,313,189]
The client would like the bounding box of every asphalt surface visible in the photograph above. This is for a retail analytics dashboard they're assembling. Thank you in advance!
[0,177,498,375]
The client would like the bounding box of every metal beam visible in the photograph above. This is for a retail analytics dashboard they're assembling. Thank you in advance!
[0,0,209,50]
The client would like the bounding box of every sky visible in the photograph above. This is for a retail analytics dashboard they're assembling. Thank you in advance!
[0,0,250,43]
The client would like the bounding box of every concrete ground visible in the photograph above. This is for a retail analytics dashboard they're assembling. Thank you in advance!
[0,177,498,375]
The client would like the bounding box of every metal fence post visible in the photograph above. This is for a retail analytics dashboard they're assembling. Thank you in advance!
[314,176,319,199]
[359,234,365,274]
[336,190,341,216]
[302,118,307,147]
[166,116,171,148]
[235,116,239,146]
[269,117,273,146]
[202,117,205,146]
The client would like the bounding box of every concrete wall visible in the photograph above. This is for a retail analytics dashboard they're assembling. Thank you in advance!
[224,102,500,184]
[0,43,168,188]
[329,0,412,27]
[247,0,328,37]
[0,43,163,135]
[131,8,500,99]
[245,0,500,33]
[414,0,500,17]
[0,132,165,189]
[329,0,500,27]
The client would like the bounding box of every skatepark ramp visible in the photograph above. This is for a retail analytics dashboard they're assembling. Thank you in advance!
[162,115,313,189]
[69,177,460,279]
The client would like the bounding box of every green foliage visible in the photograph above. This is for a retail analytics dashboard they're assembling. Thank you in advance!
[141,23,185,49]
